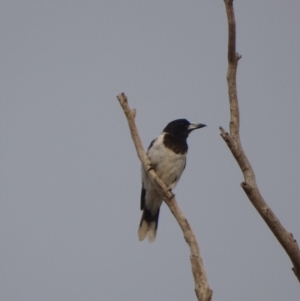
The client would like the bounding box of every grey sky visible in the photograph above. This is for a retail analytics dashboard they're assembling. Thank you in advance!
[1,1,299,300]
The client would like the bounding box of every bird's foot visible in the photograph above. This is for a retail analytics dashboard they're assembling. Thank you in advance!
[168,189,175,200]
[147,164,156,173]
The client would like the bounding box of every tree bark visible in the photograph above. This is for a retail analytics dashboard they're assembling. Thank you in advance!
[220,0,300,282]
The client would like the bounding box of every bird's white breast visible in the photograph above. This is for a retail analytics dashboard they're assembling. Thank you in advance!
[143,133,186,190]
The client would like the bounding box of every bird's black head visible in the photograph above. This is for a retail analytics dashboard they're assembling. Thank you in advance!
[163,119,206,139]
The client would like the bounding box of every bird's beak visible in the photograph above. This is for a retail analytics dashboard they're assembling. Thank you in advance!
[188,123,207,131]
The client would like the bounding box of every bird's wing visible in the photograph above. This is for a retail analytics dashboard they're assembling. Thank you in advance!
[147,138,157,152]
[140,186,146,210]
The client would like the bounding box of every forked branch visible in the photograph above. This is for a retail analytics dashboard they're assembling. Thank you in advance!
[117,93,212,301]
[221,0,300,281]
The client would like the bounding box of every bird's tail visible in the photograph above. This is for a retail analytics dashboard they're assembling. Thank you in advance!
[138,208,160,243]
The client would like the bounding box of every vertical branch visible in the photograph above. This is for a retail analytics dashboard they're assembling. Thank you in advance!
[117,93,213,301]
[220,0,300,281]
[224,0,241,142]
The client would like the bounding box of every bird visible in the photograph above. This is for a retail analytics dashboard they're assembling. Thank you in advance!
[138,119,206,242]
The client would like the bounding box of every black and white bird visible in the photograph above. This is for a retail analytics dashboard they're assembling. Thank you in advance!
[138,119,206,242]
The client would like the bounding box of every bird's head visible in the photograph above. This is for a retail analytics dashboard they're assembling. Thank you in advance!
[163,119,206,138]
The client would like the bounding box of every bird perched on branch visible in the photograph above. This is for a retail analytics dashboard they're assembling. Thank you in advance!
[138,119,206,242]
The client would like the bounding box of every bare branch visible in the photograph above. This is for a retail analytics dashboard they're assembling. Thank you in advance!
[224,0,240,141]
[221,0,300,282]
[117,93,213,301]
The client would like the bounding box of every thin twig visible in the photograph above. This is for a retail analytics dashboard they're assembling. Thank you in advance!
[117,93,213,301]
[221,0,300,282]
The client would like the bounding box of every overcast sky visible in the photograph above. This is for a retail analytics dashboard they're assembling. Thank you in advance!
[1,1,299,300]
